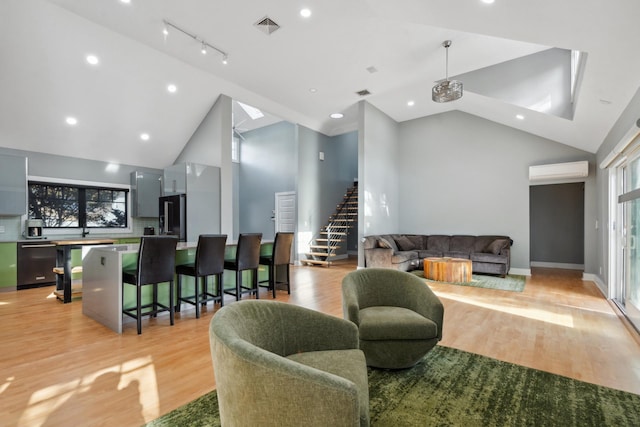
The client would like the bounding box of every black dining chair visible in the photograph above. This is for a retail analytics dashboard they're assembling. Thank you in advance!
[259,232,294,298]
[175,234,227,318]
[223,233,262,301]
[122,236,178,335]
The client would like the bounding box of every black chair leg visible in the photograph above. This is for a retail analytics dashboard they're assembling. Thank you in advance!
[285,264,291,294]
[152,283,158,317]
[254,268,259,299]
[217,273,224,307]
[194,276,200,319]
[176,275,182,312]
[169,279,174,326]
[271,264,276,298]
[235,270,241,301]
[136,285,142,335]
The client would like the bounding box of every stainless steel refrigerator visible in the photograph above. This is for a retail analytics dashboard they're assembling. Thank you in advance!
[159,194,186,241]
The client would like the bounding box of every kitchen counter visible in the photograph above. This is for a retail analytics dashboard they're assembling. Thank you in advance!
[82,240,273,333]
[52,238,118,246]
[55,239,119,303]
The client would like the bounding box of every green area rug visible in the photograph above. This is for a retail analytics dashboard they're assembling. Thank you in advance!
[411,270,526,292]
[145,346,640,426]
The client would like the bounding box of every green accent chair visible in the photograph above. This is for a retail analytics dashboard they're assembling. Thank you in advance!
[342,268,444,369]
[209,300,370,427]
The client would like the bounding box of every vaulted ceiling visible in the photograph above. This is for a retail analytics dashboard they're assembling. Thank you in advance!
[1,0,639,169]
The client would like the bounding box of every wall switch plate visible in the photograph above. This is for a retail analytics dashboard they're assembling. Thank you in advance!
[319,151,324,161]
[0,225,5,233]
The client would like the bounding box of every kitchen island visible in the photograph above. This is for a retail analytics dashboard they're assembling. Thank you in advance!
[54,238,117,303]
[82,241,272,333]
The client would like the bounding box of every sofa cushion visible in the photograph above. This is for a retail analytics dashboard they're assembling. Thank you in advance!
[484,238,510,255]
[378,237,396,251]
[392,251,418,265]
[474,236,505,253]
[418,250,443,259]
[358,306,438,340]
[407,235,426,249]
[379,235,399,252]
[395,235,416,251]
[443,251,470,259]
[427,235,451,252]
[471,252,508,263]
[287,349,369,425]
[449,235,476,253]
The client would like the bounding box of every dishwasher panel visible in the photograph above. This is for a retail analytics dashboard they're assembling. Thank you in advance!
[17,242,57,289]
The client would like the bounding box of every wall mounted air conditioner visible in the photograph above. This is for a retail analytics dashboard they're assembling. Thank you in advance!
[529,161,589,181]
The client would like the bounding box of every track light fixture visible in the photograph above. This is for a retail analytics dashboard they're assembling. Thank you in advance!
[162,20,229,64]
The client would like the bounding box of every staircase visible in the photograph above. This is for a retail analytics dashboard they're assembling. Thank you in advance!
[302,183,358,267]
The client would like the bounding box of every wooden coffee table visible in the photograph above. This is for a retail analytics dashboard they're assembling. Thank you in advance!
[423,257,472,283]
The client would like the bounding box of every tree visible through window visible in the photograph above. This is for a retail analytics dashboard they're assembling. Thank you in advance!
[28,182,128,228]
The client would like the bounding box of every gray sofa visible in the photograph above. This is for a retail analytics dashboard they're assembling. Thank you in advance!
[362,234,512,276]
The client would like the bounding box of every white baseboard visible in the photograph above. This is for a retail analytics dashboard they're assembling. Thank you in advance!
[530,261,584,270]
[509,268,531,276]
[583,273,608,297]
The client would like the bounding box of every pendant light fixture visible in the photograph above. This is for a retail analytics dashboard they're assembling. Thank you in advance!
[432,40,463,103]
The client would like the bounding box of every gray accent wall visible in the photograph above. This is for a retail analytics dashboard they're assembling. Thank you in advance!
[297,126,358,258]
[238,121,297,241]
[530,183,584,265]
[394,110,595,272]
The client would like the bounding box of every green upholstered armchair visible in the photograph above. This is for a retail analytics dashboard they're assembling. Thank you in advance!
[342,268,444,369]
[209,300,370,427]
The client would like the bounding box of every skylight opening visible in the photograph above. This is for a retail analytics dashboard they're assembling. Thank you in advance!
[570,50,583,104]
[237,101,264,120]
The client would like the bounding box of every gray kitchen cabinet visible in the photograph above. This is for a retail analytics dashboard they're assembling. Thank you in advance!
[0,154,27,216]
[162,164,187,195]
[163,162,221,240]
[130,171,162,217]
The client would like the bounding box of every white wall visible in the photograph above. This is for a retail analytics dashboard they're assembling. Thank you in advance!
[174,94,234,237]
[358,101,401,266]
[396,110,595,271]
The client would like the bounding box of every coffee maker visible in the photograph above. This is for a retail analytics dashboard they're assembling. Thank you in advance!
[25,219,44,238]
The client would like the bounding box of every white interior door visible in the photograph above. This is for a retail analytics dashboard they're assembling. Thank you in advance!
[275,192,296,233]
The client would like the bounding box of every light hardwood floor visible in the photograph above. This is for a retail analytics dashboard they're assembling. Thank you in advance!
[1,259,640,426]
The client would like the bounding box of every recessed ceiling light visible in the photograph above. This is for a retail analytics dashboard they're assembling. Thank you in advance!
[86,55,99,65]
[300,8,312,18]
[481,0,495,4]
[65,116,78,126]
[140,133,150,141]
[330,113,344,119]
[120,0,131,4]
[516,114,525,120]
[309,88,318,93]
[407,100,415,107]
[167,84,177,93]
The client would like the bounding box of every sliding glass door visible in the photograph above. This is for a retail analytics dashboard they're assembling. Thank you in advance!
[617,157,640,331]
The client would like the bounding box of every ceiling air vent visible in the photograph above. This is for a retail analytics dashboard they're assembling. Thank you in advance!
[254,16,280,35]
[356,89,371,97]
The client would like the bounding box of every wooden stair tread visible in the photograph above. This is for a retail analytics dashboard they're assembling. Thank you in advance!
[320,231,347,236]
[301,259,330,266]
[305,252,337,257]
[53,266,83,275]
[309,245,341,249]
